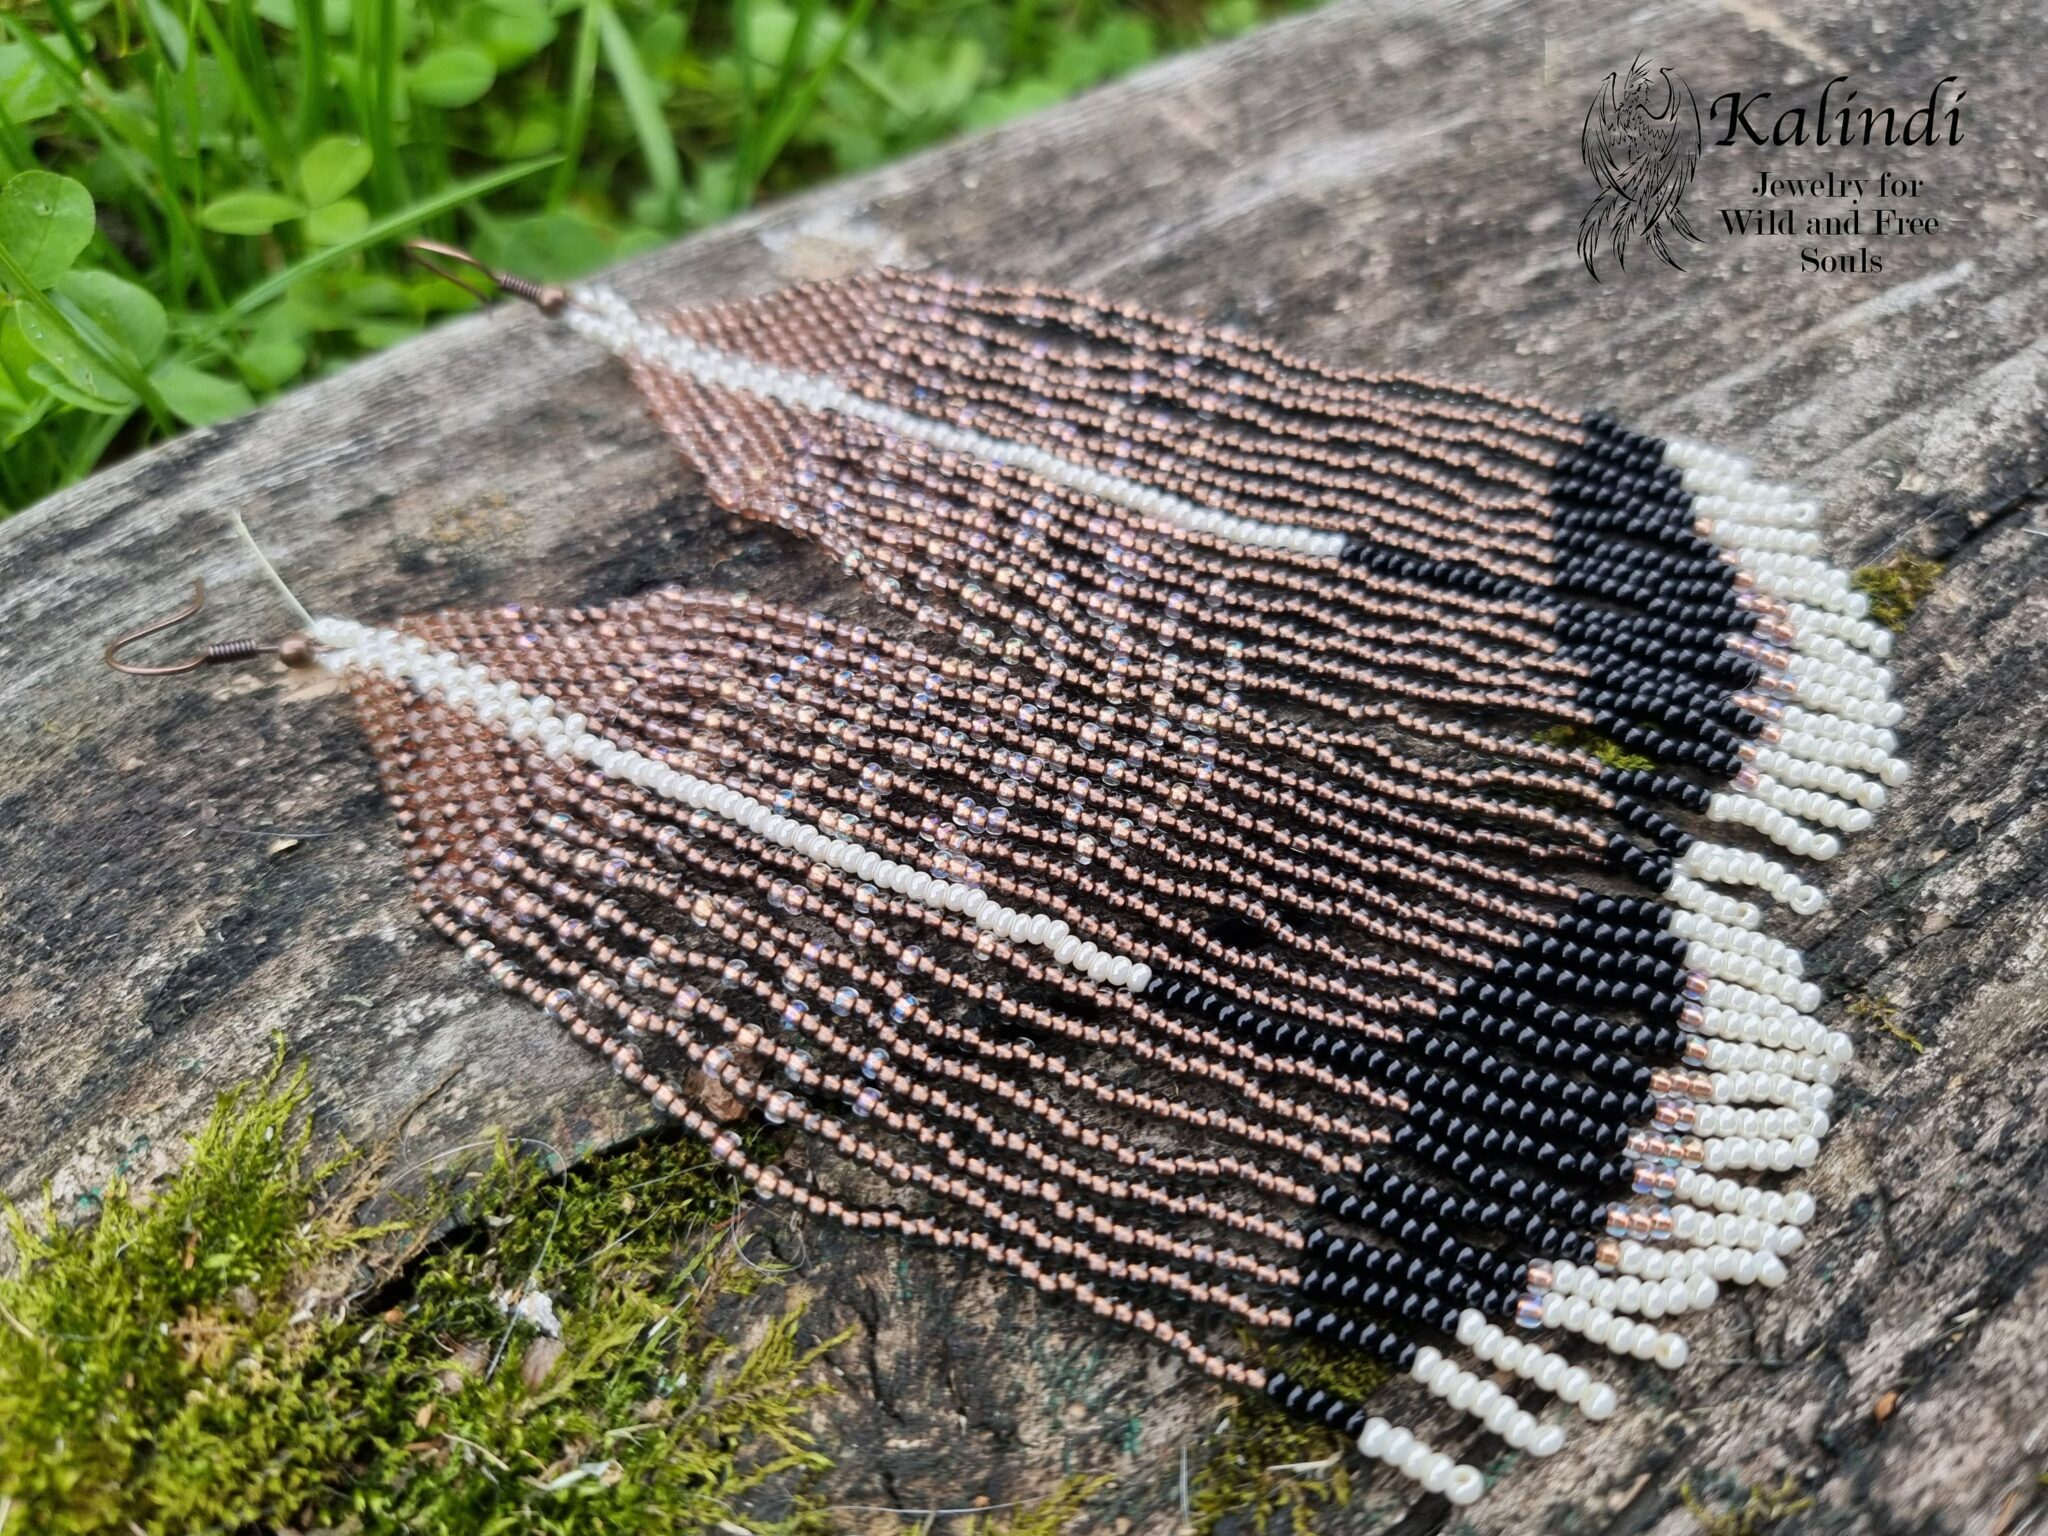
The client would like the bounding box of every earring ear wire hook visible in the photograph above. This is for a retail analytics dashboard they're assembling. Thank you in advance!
[403,238,568,315]
[104,578,318,676]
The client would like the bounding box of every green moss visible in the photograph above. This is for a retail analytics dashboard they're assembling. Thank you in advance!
[1186,1338,1391,1534]
[1851,553,1943,632]
[1845,991,1923,1055]
[1533,724,1660,775]
[8,1052,1428,1536]
[0,1045,846,1534]
[959,1475,1114,1534]
[1678,1474,1814,1535]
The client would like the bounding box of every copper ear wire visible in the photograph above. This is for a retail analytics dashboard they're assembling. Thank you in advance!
[403,239,568,315]
[104,578,319,676]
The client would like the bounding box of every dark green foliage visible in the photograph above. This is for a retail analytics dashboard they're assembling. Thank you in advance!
[1186,1337,1391,1534]
[0,0,1311,511]
[0,1050,846,1533]
[1851,552,1942,632]
[1533,723,1660,775]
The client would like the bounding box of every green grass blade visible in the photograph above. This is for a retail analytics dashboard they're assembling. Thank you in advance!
[354,0,409,207]
[736,0,877,207]
[227,0,289,142]
[148,58,229,311]
[732,0,758,127]
[750,0,821,165]
[62,408,132,483]
[39,0,93,64]
[293,0,330,141]
[547,0,604,211]
[593,0,682,222]
[204,154,560,328]
[190,4,296,180]
[146,59,187,305]
[0,86,32,175]
[1006,0,1040,61]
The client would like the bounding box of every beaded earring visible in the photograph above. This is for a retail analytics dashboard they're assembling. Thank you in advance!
[423,256,1903,969]
[514,267,1904,882]
[110,253,1903,1508]
[112,562,1864,1510]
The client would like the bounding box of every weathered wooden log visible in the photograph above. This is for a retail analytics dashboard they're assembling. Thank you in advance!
[3,0,2044,1528]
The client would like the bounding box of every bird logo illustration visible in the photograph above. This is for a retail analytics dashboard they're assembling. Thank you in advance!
[1578,57,1704,282]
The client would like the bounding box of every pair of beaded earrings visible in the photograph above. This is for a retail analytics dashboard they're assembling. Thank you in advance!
[112,254,1905,1508]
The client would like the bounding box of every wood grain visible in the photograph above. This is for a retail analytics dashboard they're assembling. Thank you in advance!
[2,0,2043,1529]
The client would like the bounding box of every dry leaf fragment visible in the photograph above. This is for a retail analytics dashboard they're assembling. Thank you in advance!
[521,1336,566,1390]
[1874,1390,1899,1423]
[693,1072,748,1122]
[540,1459,624,1492]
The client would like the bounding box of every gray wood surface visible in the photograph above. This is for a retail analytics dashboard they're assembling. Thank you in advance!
[3,0,2044,1530]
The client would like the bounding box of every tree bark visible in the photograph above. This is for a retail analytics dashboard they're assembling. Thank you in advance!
[3,1,2043,1529]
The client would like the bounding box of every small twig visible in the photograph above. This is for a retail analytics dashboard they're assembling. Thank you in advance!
[227,509,313,629]
[1264,1453,1342,1476]
[390,1063,467,1143]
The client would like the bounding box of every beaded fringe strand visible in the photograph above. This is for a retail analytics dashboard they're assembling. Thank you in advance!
[270,268,1908,1507]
